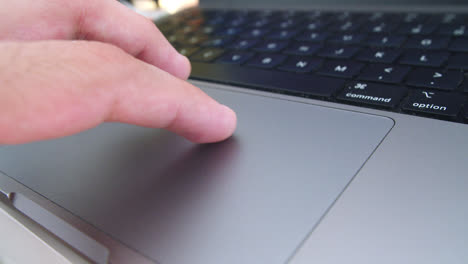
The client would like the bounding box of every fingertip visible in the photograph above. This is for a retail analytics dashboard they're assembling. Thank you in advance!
[176,54,191,80]
[189,103,237,144]
[219,104,237,140]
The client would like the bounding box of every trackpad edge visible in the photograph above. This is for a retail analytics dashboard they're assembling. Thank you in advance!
[0,87,394,264]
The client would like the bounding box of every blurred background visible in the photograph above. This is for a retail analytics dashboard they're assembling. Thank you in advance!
[119,0,198,20]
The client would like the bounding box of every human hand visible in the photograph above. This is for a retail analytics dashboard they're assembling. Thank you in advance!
[0,0,236,144]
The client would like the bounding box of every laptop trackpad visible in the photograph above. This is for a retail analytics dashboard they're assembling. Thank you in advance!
[0,86,393,264]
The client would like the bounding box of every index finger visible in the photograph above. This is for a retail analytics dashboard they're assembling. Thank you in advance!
[75,0,190,80]
[0,0,190,80]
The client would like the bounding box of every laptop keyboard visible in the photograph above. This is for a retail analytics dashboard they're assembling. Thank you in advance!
[156,8,468,123]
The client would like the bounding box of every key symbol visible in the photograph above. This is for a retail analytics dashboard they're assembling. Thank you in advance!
[433,72,443,78]
[334,65,347,72]
[421,39,432,46]
[375,51,385,58]
[341,22,352,31]
[335,48,344,55]
[443,13,456,23]
[373,24,384,32]
[422,91,434,98]
[296,61,308,68]
[370,13,383,21]
[343,35,353,41]
[307,23,317,30]
[267,43,277,49]
[454,26,465,36]
[262,57,272,64]
[354,83,367,89]
[405,13,417,22]
[232,55,241,61]
[411,25,422,34]
[203,51,213,58]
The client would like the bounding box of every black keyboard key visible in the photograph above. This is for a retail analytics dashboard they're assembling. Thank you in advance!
[216,27,244,36]
[228,39,259,50]
[248,18,273,28]
[432,13,467,25]
[202,36,235,47]
[447,53,468,70]
[449,38,468,52]
[317,46,361,59]
[366,12,388,22]
[397,23,437,35]
[317,60,364,79]
[366,35,406,48]
[277,57,323,73]
[328,33,367,45]
[177,46,200,57]
[199,25,219,35]
[217,51,255,64]
[245,54,287,69]
[190,48,225,62]
[266,29,301,40]
[225,18,248,27]
[337,81,407,108]
[404,36,450,50]
[399,50,449,67]
[302,21,327,31]
[295,31,329,42]
[283,42,322,56]
[166,33,186,44]
[358,64,411,84]
[402,90,464,118]
[437,24,468,37]
[175,25,199,35]
[402,13,428,24]
[406,68,463,91]
[241,28,271,38]
[331,20,363,32]
[356,49,402,64]
[272,19,303,29]
[253,40,290,53]
[205,15,226,25]
[363,22,398,34]
[190,62,345,98]
[183,34,210,45]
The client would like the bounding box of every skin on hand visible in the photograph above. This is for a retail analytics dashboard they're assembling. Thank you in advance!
[0,0,237,144]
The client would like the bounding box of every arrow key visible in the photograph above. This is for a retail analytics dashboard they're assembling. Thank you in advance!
[405,68,463,91]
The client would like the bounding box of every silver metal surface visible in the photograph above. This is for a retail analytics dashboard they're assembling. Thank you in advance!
[0,173,94,264]
[10,193,109,264]
[0,86,392,264]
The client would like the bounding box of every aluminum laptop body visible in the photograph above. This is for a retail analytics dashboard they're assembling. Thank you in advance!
[0,0,467,263]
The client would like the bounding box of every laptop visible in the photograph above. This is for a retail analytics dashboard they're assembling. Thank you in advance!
[1,0,467,263]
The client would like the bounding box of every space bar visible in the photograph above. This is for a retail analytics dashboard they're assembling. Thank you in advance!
[190,63,345,98]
